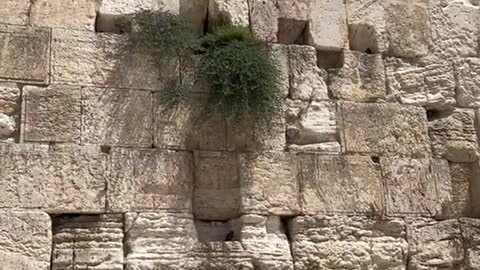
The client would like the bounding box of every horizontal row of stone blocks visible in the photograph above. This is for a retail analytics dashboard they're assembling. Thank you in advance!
[2,210,480,270]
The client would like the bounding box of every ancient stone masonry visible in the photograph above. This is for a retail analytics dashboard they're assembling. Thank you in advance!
[2,0,480,269]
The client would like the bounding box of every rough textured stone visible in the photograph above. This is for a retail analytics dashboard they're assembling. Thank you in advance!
[292,215,407,270]
[0,144,106,212]
[52,29,162,90]
[239,151,300,216]
[455,57,480,108]
[381,158,451,216]
[329,51,386,102]
[249,0,279,43]
[0,113,15,141]
[193,151,240,220]
[82,87,153,147]
[347,0,386,54]
[440,163,475,218]
[226,117,286,152]
[0,83,19,115]
[30,0,96,31]
[299,155,383,215]
[270,44,290,98]
[308,0,348,51]
[386,57,456,110]
[460,218,480,269]
[52,214,123,270]
[429,109,478,162]
[107,148,193,212]
[23,85,81,143]
[0,210,51,270]
[208,0,249,27]
[341,102,430,157]
[0,0,29,25]
[0,25,50,85]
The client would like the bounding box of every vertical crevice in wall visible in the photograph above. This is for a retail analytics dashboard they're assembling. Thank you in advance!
[280,216,297,270]
[26,0,37,26]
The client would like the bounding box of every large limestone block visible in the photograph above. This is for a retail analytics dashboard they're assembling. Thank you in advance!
[208,0,249,28]
[308,0,348,51]
[193,151,240,220]
[23,85,81,143]
[190,243,253,270]
[0,144,106,212]
[239,151,300,216]
[30,0,96,31]
[249,0,279,43]
[52,214,123,270]
[299,154,384,214]
[0,0,29,25]
[329,51,386,102]
[291,215,407,270]
[0,25,50,85]
[407,219,464,269]
[0,83,19,141]
[431,0,479,58]
[52,29,163,90]
[0,210,52,270]
[288,45,328,101]
[386,57,456,110]
[455,58,480,108]
[429,109,479,162]
[460,218,480,269]
[440,163,475,218]
[347,0,386,54]
[226,117,286,152]
[107,148,193,212]
[0,113,15,141]
[341,102,430,157]
[381,158,451,216]
[82,87,153,147]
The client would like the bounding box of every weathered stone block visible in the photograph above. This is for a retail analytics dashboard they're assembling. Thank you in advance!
[341,102,430,157]
[208,0,249,28]
[239,151,300,215]
[381,158,451,216]
[0,113,15,141]
[107,148,193,212]
[440,163,475,218]
[193,151,240,220]
[308,0,348,51]
[291,215,407,270]
[0,83,19,141]
[0,210,51,270]
[23,85,81,143]
[270,44,289,98]
[226,118,286,152]
[249,0,279,43]
[299,155,383,214]
[347,0,386,54]
[329,51,386,102]
[52,29,163,90]
[455,58,480,108]
[386,57,456,110]
[0,0,29,25]
[429,109,478,162]
[52,214,123,270]
[0,144,106,212]
[460,218,480,269]
[0,24,50,85]
[30,0,96,31]
[82,87,153,147]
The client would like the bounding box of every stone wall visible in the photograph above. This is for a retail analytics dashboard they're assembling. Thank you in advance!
[1,0,480,269]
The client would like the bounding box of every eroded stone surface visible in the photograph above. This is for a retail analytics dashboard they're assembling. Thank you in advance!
[440,163,475,218]
[308,0,348,51]
[0,0,29,25]
[30,0,96,31]
[461,218,480,269]
[455,57,480,108]
[208,0,249,28]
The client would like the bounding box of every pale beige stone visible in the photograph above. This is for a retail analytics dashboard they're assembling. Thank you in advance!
[191,242,253,270]
[249,0,279,43]
[347,0,386,54]
[0,210,51,270]
[386,57,456,110]
[52,215,123,270]
[440,163,475,218]
[276,0,309,44]
[0,0,29,25]
[329,51,386,102]
[460,218,480,269]
[429,109,478,162]
[30,0,96,31]
[23,85,81,143]
[308,0,348,51]
[107,148,193,212]
[82,87,153,147]
[292,215,407,270]
[239,151,300,216]
[0,83,19,115]
[0,144,106,212]
[381,158,451,216]
[0,113,15,140]
[0,25,50,85]
[208,0,249,27]
[341,102,430,157]
[270,44,289,98]
[455,58,480,108]
[300,155,384,214]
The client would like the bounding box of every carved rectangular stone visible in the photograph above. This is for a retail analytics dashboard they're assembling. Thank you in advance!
[24,85,81,143]
[0,0,29,25]
[386,57,456,110]
[239,151,300,216]
[308,0,348,51]
[107,148,193,212]
[455,58,480,108]
[82,87,153,147]
[193,151,240,220]
[0,144,106,212]
[429,109,478,162]
[299,155,383,214]
[52,29,163,90]
[52,214,123,270]
[30,0,96,31]
[0,24,50,84]
[341,102,430,157]
[291,215,407,270]
[381,158,451,216]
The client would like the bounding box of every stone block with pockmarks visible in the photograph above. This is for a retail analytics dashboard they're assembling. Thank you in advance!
[460,218,480,269]
[23,85,81,143]
[0,144,106,212]
[0,25,50,85]
[440,163,475,218]
[30,0,97,31]
[455,58,480,108]
[82,87,153,147]
[341,102,430,157]
[0,210,51,270]
[0,83,20,141]
[0,0,29,25]
[208,0,249,28]
[107,148,193,212]
[308,0,348,51]
[299,154,383,215]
